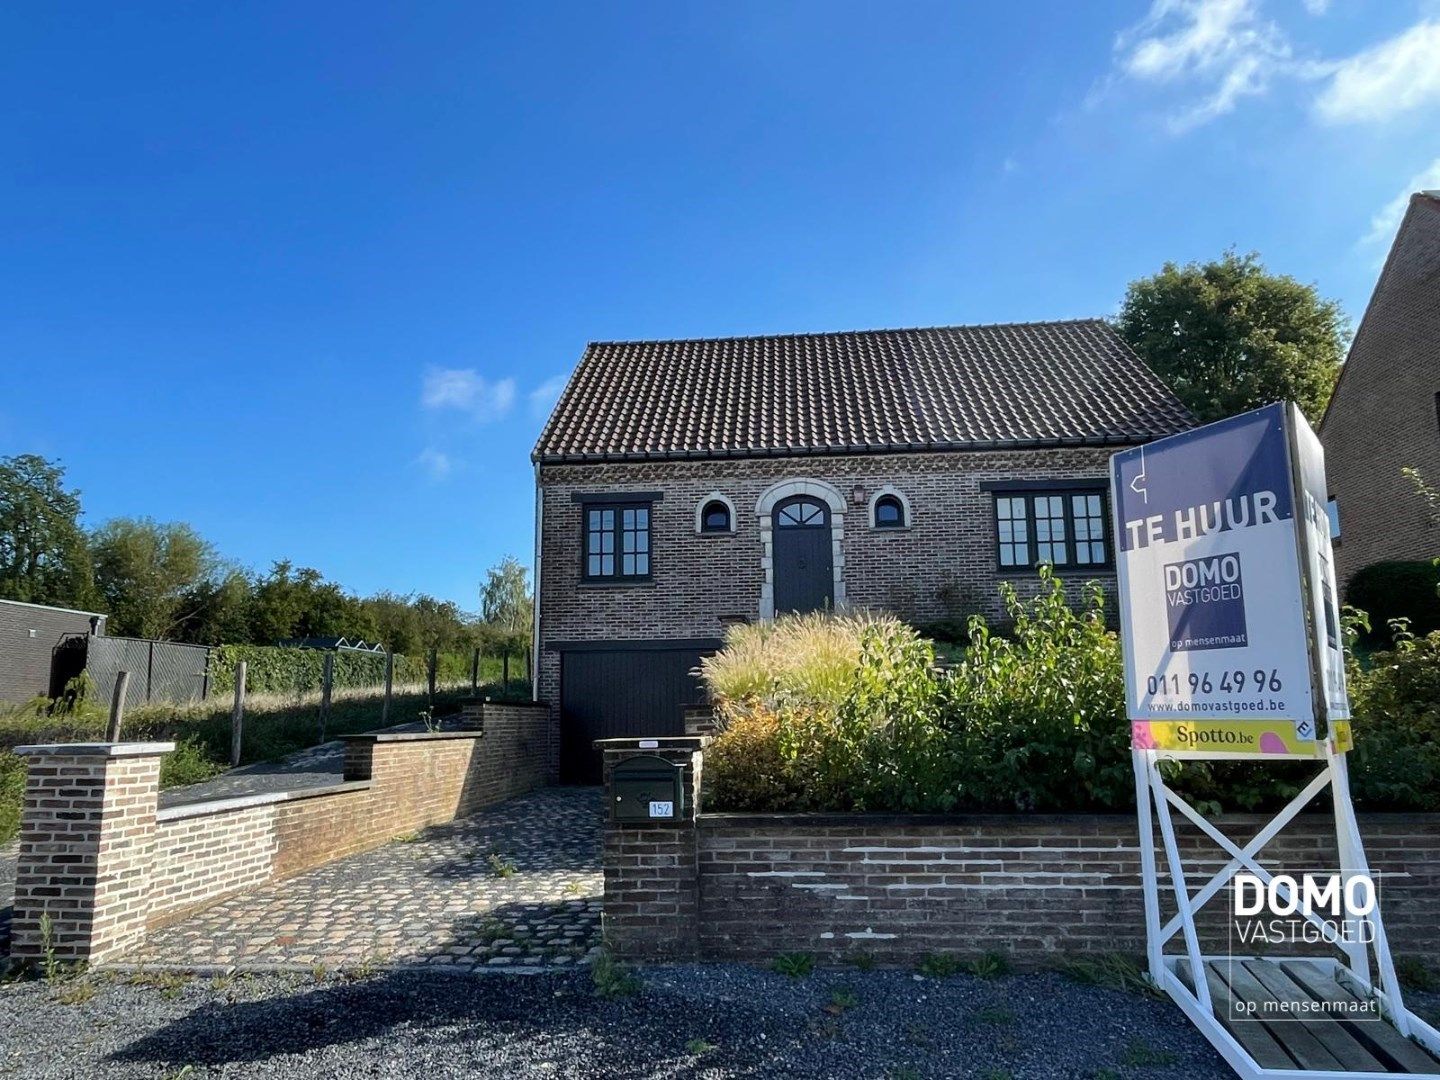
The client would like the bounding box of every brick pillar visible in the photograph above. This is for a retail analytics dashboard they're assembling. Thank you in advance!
[10,742,173,964]
[597,736,707,960]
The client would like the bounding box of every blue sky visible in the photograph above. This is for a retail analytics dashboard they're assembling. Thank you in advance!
[3,1,1437,611]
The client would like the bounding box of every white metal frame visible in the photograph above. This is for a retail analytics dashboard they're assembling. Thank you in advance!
[1135,745,1440,1079]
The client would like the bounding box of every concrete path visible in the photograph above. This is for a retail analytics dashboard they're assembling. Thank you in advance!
[127,786,603,973]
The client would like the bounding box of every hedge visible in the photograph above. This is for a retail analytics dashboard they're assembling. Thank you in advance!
[206,645,522,696]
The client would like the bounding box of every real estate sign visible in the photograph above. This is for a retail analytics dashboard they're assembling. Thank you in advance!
[1110,403,1350,757]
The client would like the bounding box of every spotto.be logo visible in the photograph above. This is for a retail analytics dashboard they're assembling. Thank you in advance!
[1164,552,1248,652]
[1227,871,1381,1022]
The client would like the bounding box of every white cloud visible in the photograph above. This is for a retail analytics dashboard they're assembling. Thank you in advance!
[1301,0,1328,14]
[1363,157,1440,247]
[416,447,453,480]
[420,367,516,422]
[527,374,569,417]
[1114,0,1296,131]
[1314,20,1440,124]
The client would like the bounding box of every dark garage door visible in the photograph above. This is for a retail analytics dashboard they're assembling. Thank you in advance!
[560,640,720,784]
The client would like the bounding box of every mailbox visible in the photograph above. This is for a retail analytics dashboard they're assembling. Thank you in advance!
[611,755,685,822]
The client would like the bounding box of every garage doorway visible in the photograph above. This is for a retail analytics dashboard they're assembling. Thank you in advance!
[559,639,721,784]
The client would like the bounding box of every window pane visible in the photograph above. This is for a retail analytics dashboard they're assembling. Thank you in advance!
[603,510,615,528]
[622,553,634,575]
[636,508,648,528]
[601,554,613,575]
[1091,542,1105,563]
[622,509,634,529]
[588,532,600,553]
[636,553,649,575]
[587,555,600,576]
[637,532,649,552]
[622,532,634,553]
[999,520,1013,542]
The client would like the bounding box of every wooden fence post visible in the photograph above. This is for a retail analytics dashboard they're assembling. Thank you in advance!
[427,647,437,705]
[381,649,394,725]
[470,647,480,696]
[319,651,334,742]
[106,671,130,742]
[230,661,247,767]
[502,649,510,687]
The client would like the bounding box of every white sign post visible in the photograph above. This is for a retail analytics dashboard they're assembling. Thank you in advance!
[1110,403,1437,1079]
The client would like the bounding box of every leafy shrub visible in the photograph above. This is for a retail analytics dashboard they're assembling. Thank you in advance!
[1346,561,1440,642]
[702,710,816,812]
[1348,630,1440,811]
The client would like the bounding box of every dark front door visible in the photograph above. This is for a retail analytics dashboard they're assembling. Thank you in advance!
[773,496,833,615]
[559,642,719,784]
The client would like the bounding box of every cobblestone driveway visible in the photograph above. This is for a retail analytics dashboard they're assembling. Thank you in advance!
[128,787,603,973]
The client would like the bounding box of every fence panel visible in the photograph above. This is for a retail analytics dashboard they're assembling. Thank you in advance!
[85,636,211,709]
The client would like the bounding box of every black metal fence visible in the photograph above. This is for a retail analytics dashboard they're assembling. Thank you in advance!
[76,635,212,709]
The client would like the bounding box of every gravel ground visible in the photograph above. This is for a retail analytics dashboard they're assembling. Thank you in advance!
[0,963,1248,1079]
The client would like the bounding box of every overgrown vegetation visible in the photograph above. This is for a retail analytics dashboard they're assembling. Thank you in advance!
[702,569,1440,814]
[0,676,528,844]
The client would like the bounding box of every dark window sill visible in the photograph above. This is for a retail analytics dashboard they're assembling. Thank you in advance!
[695,529,737,538]
[870,525,912,533]
[577,578,656,589]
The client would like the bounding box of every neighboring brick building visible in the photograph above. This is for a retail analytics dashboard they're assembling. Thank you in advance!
[1321,191,1440,587]
[532,321,1192,781]
[0,598,105,704]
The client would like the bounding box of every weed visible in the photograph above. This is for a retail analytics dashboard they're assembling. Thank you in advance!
[1091,1070,1121,1080]
[348,952,387,980]
[127,970,190,996]
[591,949,640,998]
[161,1067,195,1080]
[209,972,236,993]
[824,986,858,1014]
[563,881,585,897]
[974,1003,1016,1025]
[889,1068,921,1080]
[1120,1038,1177,1067]
[54,979,96,1006]
[1398,956,1438,992]
[772,952,815,978]
[847,950,876,972]
[38,911,63,982]
[311,963,328,983]
[394,831,422,844]
[685,1038,716,1055]
[487,852,518,878]
[916,952,962,978]
[1057,953,1157,996]
[967,952,1010,979]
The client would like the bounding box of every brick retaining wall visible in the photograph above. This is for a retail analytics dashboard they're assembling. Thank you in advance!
[598,738,1440,967]
[10,700,556,963]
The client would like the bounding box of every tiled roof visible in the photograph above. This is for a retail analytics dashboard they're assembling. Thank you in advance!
[533,319,1192,463]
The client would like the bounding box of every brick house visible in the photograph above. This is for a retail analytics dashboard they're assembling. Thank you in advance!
[1320,190,1440,587]
[532,321,1191,781]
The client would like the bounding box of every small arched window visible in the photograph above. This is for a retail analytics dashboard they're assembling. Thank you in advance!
[700,499,732,534]
[874,494,906,529]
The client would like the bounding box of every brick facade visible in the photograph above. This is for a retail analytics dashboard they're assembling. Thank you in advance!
[537,447,1118,708]
[1321,192,1440,586]
[11,702,555,962]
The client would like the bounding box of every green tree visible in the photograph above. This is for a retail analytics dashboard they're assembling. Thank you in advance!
[174,567,254,645]
[0,454,93,607]
[248,561,373,644]
[90,517,215,638]
[480,555,533,634]
[1116,250,1348,425]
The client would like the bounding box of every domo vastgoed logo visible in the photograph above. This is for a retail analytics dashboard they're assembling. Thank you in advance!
[1163,552,1248,652]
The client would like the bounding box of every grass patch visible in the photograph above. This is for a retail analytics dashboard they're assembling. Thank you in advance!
[486,852,518,878]
[847,950,876,972]
[916,952,963,979]
[967,952,1010,979]
[591,949,640,998]
[1120,1037,1177,1067]
[824,987,858,1014]
[53,978,97,1006]
[772,952,816,978]
[1057,953,1156,996]
[685,1038,716,1055]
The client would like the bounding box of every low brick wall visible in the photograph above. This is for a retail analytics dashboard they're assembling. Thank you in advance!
[695,813,1440,965]
[11,700,556,962]
[597,738,1440,966]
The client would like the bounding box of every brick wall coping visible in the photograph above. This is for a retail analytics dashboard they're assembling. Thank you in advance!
[594,736,710,751]
[14,741,176,758]
[466,699,552,710]
[154,779,374,823]
[339,730,485,745]
[697,809,1440,829]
